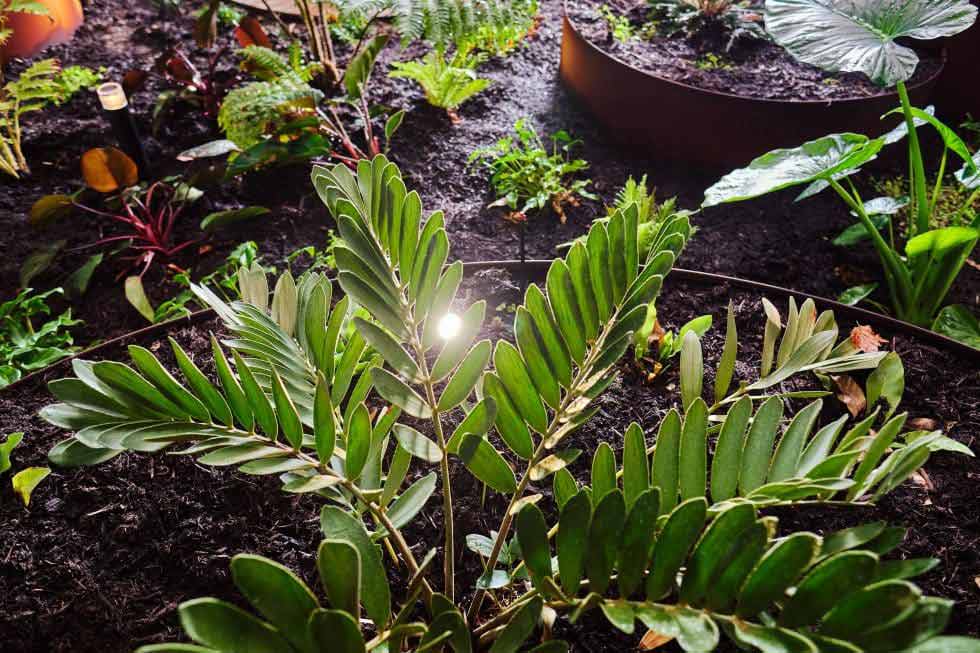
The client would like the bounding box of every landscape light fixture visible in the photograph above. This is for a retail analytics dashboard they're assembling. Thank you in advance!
[437,312,462,340]
[96,82,149,174]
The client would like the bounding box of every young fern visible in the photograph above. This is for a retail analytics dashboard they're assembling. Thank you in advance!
[1,59,63,177]
[337,0,537,51]
[389,48,490,119]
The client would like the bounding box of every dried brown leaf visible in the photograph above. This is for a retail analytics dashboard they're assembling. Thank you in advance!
[81,147,138,193]
[850,324,887,353]
[833,374,867,417]
[640,628,675,650]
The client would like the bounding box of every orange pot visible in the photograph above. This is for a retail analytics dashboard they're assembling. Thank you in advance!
[1,0,83,61]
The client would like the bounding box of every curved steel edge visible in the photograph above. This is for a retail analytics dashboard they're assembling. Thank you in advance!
[559,4,944,169]
[4,261,976,396]
[0,309,219,395]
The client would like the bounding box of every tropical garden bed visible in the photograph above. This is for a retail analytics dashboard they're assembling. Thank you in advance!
[1,0,980,652]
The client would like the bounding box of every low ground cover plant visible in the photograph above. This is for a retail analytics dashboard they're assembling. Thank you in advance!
[650,0,766,51]
[0,287,79,387]
[0,58,99,178]
[38,155,978,652]
[469,119,596,222]
[389,46,490,121]
[703,0,980,346]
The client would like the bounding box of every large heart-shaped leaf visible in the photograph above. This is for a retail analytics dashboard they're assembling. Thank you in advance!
[703,133,883,207]
[931,305,980,348]
[765,0,978,86]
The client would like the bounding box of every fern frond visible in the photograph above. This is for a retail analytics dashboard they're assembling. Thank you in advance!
[4,58,62,115]
[241,45,324,83]
[218,75,322,148]
[389,50,490,110]
[338,0,537,49]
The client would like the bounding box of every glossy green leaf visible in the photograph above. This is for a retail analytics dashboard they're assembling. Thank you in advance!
[438,339,492,411]
[556,490,591,595]
[317,540,361,618]
[231,554,319,652]
[679,503,757,607]
[591,442,617,502]
[766,0,977,86]
[516,503,552,594]
[458,433,516,494]
[739,396,784,495]
[651,409,682,513]
[617,488,661,598]
[622,423,649,508]
[710,396,752,502]
[370,367,431,419]
[308,609,365,653]
[586,490,626,595]
[704,134,883,207]
[178,598,292,652]
[345,403,372,480]
[778,551,879,627]
[646,497,707,600]
[482,372,534,459]
[678,398,708,501]
[494,340,548,434]
[319,506,391,627]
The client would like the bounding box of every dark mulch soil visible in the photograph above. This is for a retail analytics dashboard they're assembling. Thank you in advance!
[564,0,944,101]
[1,1,979,650]
[1,270,978,652]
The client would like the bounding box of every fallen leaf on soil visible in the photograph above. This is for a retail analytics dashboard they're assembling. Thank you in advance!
[640,628,675,650]
[908,417,940,431]
[833,374,867,417]
[850,325,887,353]
[234,16,271,48]
[81,147,138,193]
[910,469,935,492]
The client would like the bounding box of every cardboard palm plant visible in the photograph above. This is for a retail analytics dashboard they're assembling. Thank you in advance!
[703,0,980,345]
[42,157,977,651]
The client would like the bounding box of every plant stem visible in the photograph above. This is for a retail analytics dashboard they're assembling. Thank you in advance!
[413,337,456,602]
[829,178,909,317]
[897,81,930,236]
[237,429,431,600]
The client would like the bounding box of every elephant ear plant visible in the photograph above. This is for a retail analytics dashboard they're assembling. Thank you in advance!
[39,156,978,651]
[703,0,980,345]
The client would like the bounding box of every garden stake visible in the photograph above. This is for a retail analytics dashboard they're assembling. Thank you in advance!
[96,82,150,176]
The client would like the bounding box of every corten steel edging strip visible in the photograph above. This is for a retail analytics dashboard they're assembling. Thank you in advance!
[558,4,945,169]
[3,262,977,396]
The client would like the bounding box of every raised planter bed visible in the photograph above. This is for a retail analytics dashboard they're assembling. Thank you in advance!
[933,0,980,119]
[1,263,978,650]
[559,2,944,168]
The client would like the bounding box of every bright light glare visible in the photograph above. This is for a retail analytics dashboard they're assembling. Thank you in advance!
[438,312,462,340]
